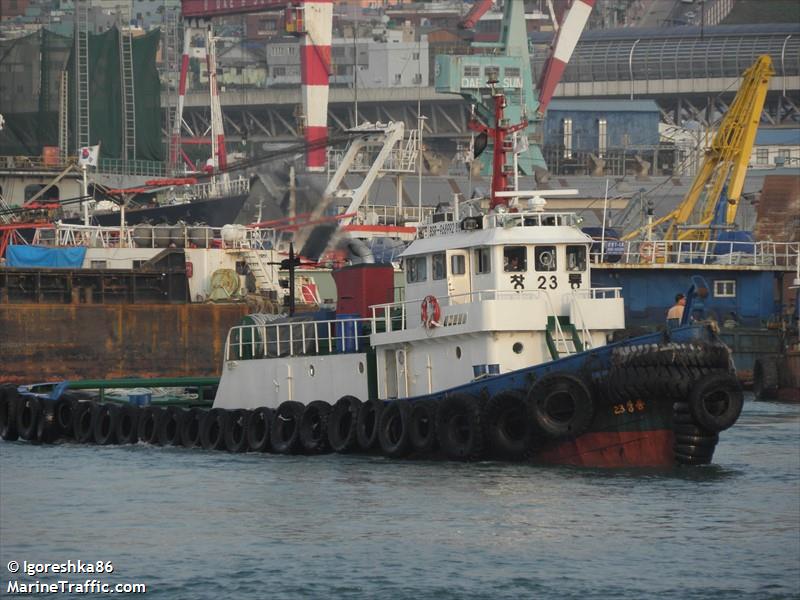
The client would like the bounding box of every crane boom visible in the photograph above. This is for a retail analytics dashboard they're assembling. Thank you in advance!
[459,0,494,29]
[623,55,775,242]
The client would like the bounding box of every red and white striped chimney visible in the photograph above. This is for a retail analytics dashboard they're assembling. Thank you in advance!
[299,1,332,172]
[537,0,595,114]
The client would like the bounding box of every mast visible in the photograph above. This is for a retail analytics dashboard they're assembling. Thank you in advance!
[467,82,527,210]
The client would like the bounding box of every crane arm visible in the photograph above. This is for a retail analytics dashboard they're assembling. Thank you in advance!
[459,0,494,30]
[537,0,595,114]
[622,55,774,242]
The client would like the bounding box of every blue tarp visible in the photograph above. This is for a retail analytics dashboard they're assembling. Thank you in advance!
[5,245,86,268]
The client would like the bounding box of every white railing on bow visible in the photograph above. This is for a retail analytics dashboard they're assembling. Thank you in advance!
[592,239,799,269]
[225,317,376,361]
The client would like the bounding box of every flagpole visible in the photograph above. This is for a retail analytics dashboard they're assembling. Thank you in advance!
[600,178,609,262]
[82,164,89,226]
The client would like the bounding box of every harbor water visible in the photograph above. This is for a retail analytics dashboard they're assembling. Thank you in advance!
[1,396,798,599]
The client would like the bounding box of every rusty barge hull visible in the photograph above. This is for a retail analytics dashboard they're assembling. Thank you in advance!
[0,303,249,385]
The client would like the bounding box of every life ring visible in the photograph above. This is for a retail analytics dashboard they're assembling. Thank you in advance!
[420,295,441,328]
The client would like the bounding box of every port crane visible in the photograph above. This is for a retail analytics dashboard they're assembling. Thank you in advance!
[435,0,594,176]
[175,1,332,173]
[622,55,775,242]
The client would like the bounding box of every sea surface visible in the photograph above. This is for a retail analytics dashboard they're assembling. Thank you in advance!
[1,396,798,599]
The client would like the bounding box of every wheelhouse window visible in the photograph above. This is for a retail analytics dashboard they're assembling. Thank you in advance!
[406,256,427,283]
[566,245,587,272]
[714,280,736,298]
[474,247,491,274]
[450,254,465,275]
[431,252,446,280]
[534,246,557,271]
[503,246,527,272]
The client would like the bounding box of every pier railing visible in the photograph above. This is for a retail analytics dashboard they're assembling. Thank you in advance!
[225,317,376,361]
[591,239,800,269]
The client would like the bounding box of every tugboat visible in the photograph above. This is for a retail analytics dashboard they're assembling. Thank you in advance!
[0,85,744,467]
[207,84,743,467]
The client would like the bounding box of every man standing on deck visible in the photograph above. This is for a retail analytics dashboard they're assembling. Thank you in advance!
[666,293,686,328]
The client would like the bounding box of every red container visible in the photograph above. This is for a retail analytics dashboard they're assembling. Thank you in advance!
[332,264,395,318]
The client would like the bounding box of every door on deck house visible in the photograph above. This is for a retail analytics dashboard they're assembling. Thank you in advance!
[447,249,471,304]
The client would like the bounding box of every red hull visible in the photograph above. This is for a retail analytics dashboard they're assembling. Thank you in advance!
[536,430,676,468]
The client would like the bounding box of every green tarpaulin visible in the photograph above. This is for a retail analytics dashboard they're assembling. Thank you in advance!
[0,27,163,161]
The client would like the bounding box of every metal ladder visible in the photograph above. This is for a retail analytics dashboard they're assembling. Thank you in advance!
[163,8,181,172]
[58,70,69,163]
[118,9,136,163]
[75,1,90,152]
[240,249,273,292]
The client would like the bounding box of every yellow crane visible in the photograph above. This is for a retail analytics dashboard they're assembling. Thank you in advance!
[623,55,775,242]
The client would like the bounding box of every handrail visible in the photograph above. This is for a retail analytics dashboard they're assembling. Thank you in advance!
[225,317,375,361]
[591,239,799,268]
[30,222,277,250]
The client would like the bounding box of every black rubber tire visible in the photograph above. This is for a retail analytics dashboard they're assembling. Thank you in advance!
[675,452,713,466]
[246,407,273,452]
[673,422,718,438]
[55,397,76,438]
[436,393,484,461]
[753,358,780,400]
[16,396,41,441]
[615,342,730,370]
[356,399,383,452]
[674,443,716,459]
[327,396,361,453]
[674,433,719,447]
[0,387,20,442]
[408,400,438,455]
[299,401,332,454]
[688,372,744,433]
[137,406,163,445]
[115,405,140,445]
[179,408,204,448]
[200,408,226,451]
[158,407,185,446]
[527,374,595,439]
[377,400,412,458]
[73,402,95,444]
[270,401,305,454]
[93,404,120,445]
[36,399,58,444]
[223,409,250,453]
[484,390,530,460]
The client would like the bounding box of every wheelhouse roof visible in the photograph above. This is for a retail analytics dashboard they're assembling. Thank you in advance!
[401,222,592,258]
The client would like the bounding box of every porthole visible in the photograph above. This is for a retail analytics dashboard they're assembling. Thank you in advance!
[358,361,364,374]
[456,346,462,359]
[308,364,315,376]
[512,342,524,354]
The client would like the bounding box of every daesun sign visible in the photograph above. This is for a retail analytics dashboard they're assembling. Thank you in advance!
[461,77,523,89]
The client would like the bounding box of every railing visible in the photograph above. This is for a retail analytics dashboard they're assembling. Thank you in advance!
[591,240,800,269]
[98,159,166,177]
[30,222,278,251]
[191,176,250,199]
[225,317,375,361]
[417,210,582,239]
[371,288,548,335]
[353,203,435,227]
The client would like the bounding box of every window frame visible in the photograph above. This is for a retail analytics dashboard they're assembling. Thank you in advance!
[566,245,587,272]
[713,280,736,298]
[474,247,491,275]
[534,245,558,272]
